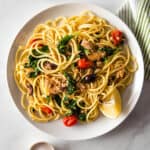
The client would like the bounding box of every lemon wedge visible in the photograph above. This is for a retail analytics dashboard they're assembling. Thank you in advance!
[100,88,122,119]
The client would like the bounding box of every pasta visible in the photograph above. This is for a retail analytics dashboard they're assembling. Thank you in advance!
[14,11,137,126]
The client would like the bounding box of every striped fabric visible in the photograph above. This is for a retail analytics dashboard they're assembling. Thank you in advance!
[118,0,150,80]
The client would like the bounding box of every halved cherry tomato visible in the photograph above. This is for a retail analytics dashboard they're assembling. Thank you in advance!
[111,30,123,45]
[77,58,93,69]
[63,115,78,127]
[41,106,52,114]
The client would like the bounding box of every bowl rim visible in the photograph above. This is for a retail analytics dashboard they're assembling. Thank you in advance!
[7,2,144,140]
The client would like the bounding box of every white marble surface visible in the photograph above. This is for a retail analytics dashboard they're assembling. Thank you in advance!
[1,0,150,149]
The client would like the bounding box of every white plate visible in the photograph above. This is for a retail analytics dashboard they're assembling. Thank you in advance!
[7,2,144,140]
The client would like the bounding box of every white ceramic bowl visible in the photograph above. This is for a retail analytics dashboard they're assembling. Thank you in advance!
[7,3,144,140]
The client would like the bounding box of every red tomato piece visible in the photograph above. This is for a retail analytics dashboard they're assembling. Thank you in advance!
[63,115,78,127]
[41,106,52,114]
[77,58,93,69]
[111,30,123,45]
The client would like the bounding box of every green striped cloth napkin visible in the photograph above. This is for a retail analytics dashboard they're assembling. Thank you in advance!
[118,0,150,80]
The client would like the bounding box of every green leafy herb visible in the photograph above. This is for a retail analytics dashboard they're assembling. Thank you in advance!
[64,72,76,94]
[115,47,122,53]
[32,49,41,56]
[65,110,73,116]
[59,35,73,45]
[28,55,38,69]
[64,72,74,82]
[24,45,49,78]
[84,49,91,55]
[32,45,49,56]
[24,63,31,68]
[57,35,73,55]
[78,45,91,58]
[100,57,108,63]
[40,45,49,53]
[78,113,86,121]
[53,94,61,106]
[63,96,80,115]
[25,55,41,78]
[98,46,118,62]
[46,96,51,104]
[28,72,37,78]
[63,96,86,120]
[28,68,40,78]
[64,96,77,110]
[99,46,116,56]
[70,63,76,70]
[78,44,84,50]
[67,84,76,95]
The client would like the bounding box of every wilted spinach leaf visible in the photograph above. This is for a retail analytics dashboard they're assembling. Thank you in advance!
[28,68,40,78]
[53,94,61,106]
[78,113,86,121]
[64,72,76,94]
[40,45,49,53]
[57,35,73,55]
[24,55,41,78]
[78,45,91,58]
